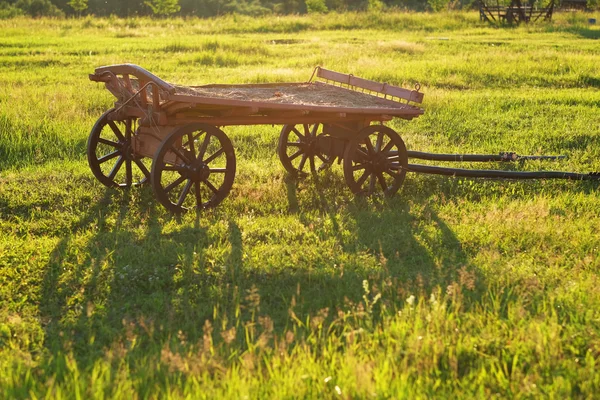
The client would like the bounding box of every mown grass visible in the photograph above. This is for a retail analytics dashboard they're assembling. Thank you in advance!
[1,11,600,398]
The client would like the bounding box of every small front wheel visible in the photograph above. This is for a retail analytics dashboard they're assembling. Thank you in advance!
[151,124,236,213]
[87,109,151,187]
[343,125,408,196]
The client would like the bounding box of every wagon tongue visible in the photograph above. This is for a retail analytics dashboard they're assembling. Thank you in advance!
[404,150,567,162]
[406,164,600,181]
[403,150,600,181]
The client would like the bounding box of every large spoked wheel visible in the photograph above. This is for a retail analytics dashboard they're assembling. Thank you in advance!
[343,125,408,196]
[87,109,150,187]
[277,123,332,177]
[151,123,236,213]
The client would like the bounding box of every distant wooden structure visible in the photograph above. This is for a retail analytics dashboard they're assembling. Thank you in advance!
[558,0,588,11]
[479,0,555,24]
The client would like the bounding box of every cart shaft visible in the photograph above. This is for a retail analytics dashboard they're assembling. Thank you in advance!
[406,151,567,163]
[406,163,600,181]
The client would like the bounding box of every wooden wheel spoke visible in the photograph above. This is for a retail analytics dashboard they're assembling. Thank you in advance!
[164,175,187,193]
[194,182,202,208]
[377,172,388,192]
[133,158,150,178]
[291,127,304,140]
[382,141,395,154]
[107,121,125,141]
[204,179,219,194]
[298,153,308,171]
[352,163,366,172]
[316,152,329,164]
[364,138,375,155]
[177,179,193,207]
[203,147,225,164]
[288,149,303,161]
[355,147,369,161]
[310,123,319,137]
[209,168,227,173]
[286,142,302,148]
[197,133,211,160]
[356,169,370,187]
[385,170,402,180]
[125,159,132,186]
[168,145,192,164]
[108,156,125,180]
[302,124,310,138]
[98,138,120,148]
[375,132,384,152]
[182,132,199,149]
[309,155,316,173]
[186,132,196,156]
[98,150,120,164]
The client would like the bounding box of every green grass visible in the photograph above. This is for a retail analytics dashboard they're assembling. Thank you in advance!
[1,11,600,398]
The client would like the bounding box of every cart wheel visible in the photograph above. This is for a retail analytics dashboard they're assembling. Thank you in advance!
[87,109,150,187]
[278,123,332,177]
[343,125,408,196]
[151,123,236,213]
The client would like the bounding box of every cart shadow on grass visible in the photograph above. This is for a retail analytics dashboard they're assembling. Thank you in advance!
[36,173,489,378]
[35,150,600,383]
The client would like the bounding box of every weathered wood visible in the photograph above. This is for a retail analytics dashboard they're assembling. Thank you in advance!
[152,84,161,110]
[219,106,260,117]
[165,93,422,119]
[92,64,423,132]
[94,63,176,94]
[138,80,148,107]
[316,67,424,104]
[166,114,393,127]
[478,0,555,24]
[134,126,178,163]
[122,74,134,93]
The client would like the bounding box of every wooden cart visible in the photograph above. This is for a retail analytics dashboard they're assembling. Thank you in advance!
[89,64,599,212]
[88,64,424,212]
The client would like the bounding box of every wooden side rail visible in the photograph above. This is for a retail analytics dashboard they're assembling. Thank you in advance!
[315,67,424,104]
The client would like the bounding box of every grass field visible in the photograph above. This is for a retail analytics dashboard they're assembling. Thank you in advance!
[1,11,600,398]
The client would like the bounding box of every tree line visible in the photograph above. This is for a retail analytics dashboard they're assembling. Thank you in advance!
[0,0,476,18]
[0,0,593,18]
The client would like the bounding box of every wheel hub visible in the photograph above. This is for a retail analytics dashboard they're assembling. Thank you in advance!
[188,163,210,182]
[304,138,318,156]
[370,153,389,173]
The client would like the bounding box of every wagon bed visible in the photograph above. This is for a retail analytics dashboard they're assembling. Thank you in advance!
[87,64,597,214]
[173,82,421,112]
[90,64,424,127]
